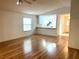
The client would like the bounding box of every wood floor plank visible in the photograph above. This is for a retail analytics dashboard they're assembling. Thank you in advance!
[0,35,78,59]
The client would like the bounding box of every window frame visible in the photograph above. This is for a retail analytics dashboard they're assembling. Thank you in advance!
[38,15,57,29]
[22,17,32,32]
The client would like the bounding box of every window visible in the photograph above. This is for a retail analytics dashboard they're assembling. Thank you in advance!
[23,17,32,31]
[38,15,57,28]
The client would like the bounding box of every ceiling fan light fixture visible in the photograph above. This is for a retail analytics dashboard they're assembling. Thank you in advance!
[16,0,36,5]
[16,0,23,5]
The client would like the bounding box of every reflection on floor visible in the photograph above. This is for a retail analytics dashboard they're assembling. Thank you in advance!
[0,34,78,59]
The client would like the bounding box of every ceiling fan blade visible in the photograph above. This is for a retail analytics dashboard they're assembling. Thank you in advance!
[24,0,32,4]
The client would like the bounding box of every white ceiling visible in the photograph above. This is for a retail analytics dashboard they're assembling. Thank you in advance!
[0,0,70,15]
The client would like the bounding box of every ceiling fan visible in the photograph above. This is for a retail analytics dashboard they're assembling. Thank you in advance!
[16,0,36,5]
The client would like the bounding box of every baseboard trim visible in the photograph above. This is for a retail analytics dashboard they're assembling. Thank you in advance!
[69,47,79,51]
[34,33,58,38]
[0,35,32,43]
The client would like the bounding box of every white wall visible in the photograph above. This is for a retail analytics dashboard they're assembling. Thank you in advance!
[0,13,3,40]
[69,0,79,49]
[36,28,58,36]
[0,10,37,42]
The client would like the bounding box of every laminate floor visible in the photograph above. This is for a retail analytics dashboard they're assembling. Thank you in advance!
[0,35,78,59]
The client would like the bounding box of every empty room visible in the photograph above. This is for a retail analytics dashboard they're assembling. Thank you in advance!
[0,0,79,59]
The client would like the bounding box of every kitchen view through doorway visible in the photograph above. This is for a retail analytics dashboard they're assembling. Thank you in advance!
[59,14,70,37]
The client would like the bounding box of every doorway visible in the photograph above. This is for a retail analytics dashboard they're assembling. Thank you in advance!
[59,14,70,36]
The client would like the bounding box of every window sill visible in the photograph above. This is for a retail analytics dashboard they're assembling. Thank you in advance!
[36,27,56,29]
[23,30,32,32]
